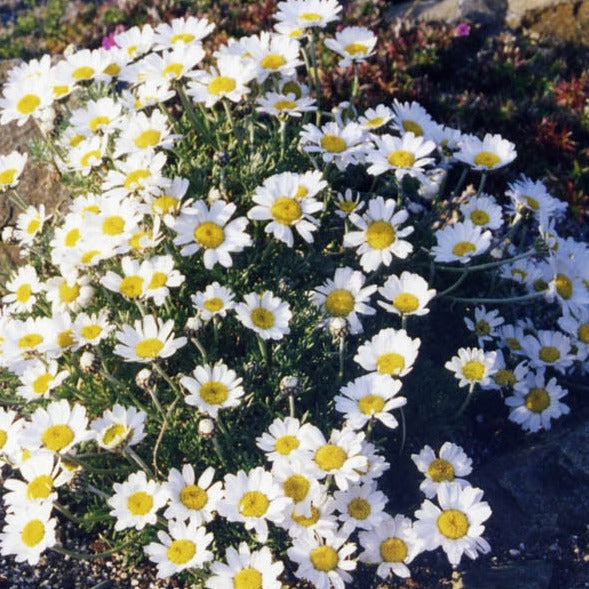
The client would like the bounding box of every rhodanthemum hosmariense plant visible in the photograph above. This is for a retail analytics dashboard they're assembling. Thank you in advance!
[0,0,587,585]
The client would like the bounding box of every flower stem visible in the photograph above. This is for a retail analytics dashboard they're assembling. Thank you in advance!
[125,447,154,478]
[476,172,488,197]
[190,336,208,363]
[446,291,546,305]
[455,382,476,418]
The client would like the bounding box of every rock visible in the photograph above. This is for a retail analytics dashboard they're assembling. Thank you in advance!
[386,0,462,23]
[474,417,589,548]
[457,560,553,589]
[0,59,68,268]
[459,0,508,24]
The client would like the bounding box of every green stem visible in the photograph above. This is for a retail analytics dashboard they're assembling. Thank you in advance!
[348,62,359,117]
[436,270,469,298]
[176,84,201,130]
[338,334,346,382]
[288,393,296,418]
[152,361,182,399]
[53,502,83,524]
[308,32,322,126]
[152,398,178,477]
[398,408,406,454]
[125,447,154,478]
[476,171,488,197]
[445,291,546,305]
[279,117,287,160]
[257,334,269,365]
[436,249,536,273]
[455,383,476,418]
[190,336,208,363]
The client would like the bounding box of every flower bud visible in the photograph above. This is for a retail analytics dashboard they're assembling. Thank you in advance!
[280,375,301,397]
[329,317,349,339]
[198,417,216,438]
[80,351,99,373]
[135,368,155,390]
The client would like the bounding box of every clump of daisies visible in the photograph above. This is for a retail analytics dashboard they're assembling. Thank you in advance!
[0,0,587,585]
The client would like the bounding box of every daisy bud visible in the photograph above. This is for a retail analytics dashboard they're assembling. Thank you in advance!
[185,316,204,336]
[80,350,99,374]
[329,317,349,339]
[198,417,216,438]
[280,375,301,397]
[1,225,17,245]
[135,368,155,390]
[207,187,223,204]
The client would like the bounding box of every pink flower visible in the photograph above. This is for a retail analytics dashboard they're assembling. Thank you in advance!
[455,23,471,37]
[102,26,124,50]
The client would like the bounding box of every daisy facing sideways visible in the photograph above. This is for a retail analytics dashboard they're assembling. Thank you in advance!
[377,271,436,317]
[430,221,492,264]
[324,26,377,67]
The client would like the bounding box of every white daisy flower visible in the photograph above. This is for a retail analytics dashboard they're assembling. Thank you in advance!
[170,199,251,268]
[153,16,215,50]
[206,542,284,589]
[460,194,504,230]
[248,172,323,247]
[445,347,497,388]
[14,204,49,246]
[218,467,290,543]
[455,132,517,171]
[366,132,436,181]
[256,416,321,463]
[344,196,414,272]
[108,470,168,531]
[101,256,149,301]
[16,360,69,402]
[354,327,421,378]
[146,176,188,217]
[287,533,356,589]
[134,45,205,86]
[114,110,178,158]
[464,306,505,347]
[358,104,394,131]
[0,79,53,126]
[245,32,303,83]
[191,282,235,321]
[68,97,122,136]
[324,26,377,67]
[45,270,94,313]
[482,350,529,391]
[558,306,589,361]
[2,265,43,314]
[334,188,365,218]
[412,442,473,499]
[0,150,27,191]
[0,503,56,565]
[163,464,224,524]
[414,481,492,566]
[335,373,406,430]
[102,151,169,197]
[546,254,589,315]
[310,267,376,335]
[0,409,24,462]
[359,514,423,579]
[498,323,527,355]
[521,329,574,374]
[256,91,316,118]
[333,480,389,535]
[272,458,324,518]
[144,519,214,579]
[181,362,245,418]
[431,221,492,264]
[235,291,292,341]
[275,0,342,32]
[378,271,436,317]
[506,175,567,221]
[505,369,570,432]
[90,404,147,451]
[113,315,187,364]
[2,317,59,366]
[280,491,339,540]
[72,311,114,349]
[390,100,436,137]
[114,24,155,60]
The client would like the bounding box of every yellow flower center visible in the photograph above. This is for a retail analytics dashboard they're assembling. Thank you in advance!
[180,484,208,510]
[533,279,548,292]
[427,458,455,482]
[0,168,17,185]
[525,387,551,413]
[324,289,355,317]
[194,221,225,248]
[127,45,137,57]
[103,63,120,76]
[387,149,416,168]
[347,497,371,520]
[89,116,110,132]
[344,42,368,55]
[539,346,560,363]
[199,381,229,405]
[18,333,43,349]
[57,281,79,305]
[119,275,144,299]
[41,424,74,451]
[292,506,320,527]
[274,434,299,455]
[380,538,408,562]
[314,444,347,471]
[470,210,490,226]
[239,491,269,518]
[274,99,297,111]
[250,307,275,329]
[135,338,164,359]
[26,218,41,234]
[152,195,179,214]
[81,324,102,340]
[300,12,321,21]
[524,195,539,210]
[462,360,485,381]
[233,567,262,589]
[163,63,184,78]
[365,117,384,128]
[578,324,589,344]
[271,197,302,225]
[26,474,54,500]
[53,84,70,97]
[506,337,522,350]
[147,272,167,290]
[452,241,476,257]
[437,509,469,539]
[166,539,196,565]
[58,330,75,348]
[473,151,500,169]
[358,394,385,415]
[320,134,347,153]
[102,215,125,236]
[393,293,419,314]
[21,520,45,547]
[283,474,310,502]
[366,220,396,249]
[493,369,516,388]
[338,200,357,213]
[170,33,195,44]
[310,546,339,572]
[16,94,41,115]
[134,129,161,149]
[101,423,127,446]
[208,76,237,96]
[80,150,101,168]
[512,268,527,280]
[204,297,224,312]
[124,169,150,190]
[475,320,490,336]
[32,373,54,395]
[376,352,405,375]
[402,120,423,136]
[554,274,573,300]
[65,228,81,247]
[130,231,151,251]
[261,54,287,70]
[282,81,302,99]
[72,66,95,80]
[16,284,32,304]
[127,491,153,516]
[0,430,7,449]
